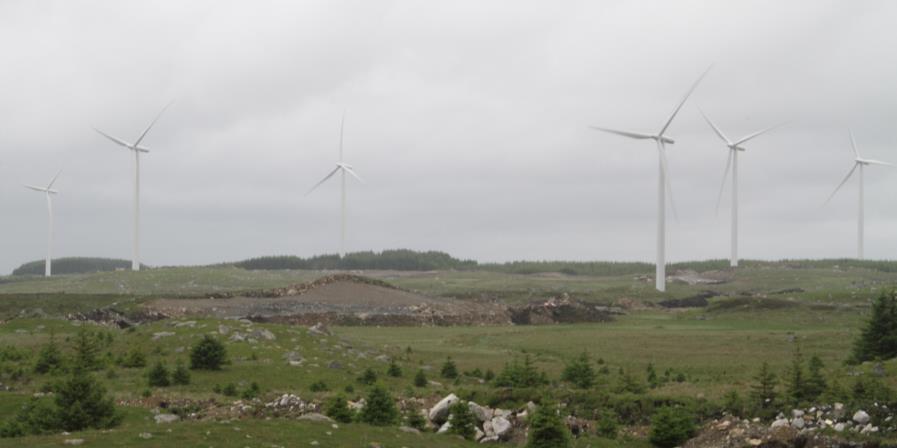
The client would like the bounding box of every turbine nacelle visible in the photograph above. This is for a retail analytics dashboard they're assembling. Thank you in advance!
[655,135,675,145]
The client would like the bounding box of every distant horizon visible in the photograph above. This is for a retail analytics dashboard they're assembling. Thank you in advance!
[7,250,897,276]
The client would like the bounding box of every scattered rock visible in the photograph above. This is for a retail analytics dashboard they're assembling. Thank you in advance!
[138,432,152,439]
[428,394,459,424]
[853,410,870,425]
[468,401,492,423]
[298,413,334,423]
[398,426,421,435]
[63,439,84,446]
[491,416,512,440]
[251,328,276,341]
[152,332,175,340]
[154,413,180,424]
[309,322,331,336]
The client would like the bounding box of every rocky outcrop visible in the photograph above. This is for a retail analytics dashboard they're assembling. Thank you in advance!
[685,403,891,448]
[427,394,537,443]
[509,293,622,325]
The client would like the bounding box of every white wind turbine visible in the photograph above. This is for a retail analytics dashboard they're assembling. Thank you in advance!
[307,113,364,258]
[699,110,785,267]
[93,102,172,271]
[590,67,711,292]
[25,169,63,277]
[825,130,895,259]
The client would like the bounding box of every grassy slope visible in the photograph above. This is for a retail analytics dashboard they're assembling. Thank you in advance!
[1,262,894,304]
[1,263,896,447]
[0,318,653,448]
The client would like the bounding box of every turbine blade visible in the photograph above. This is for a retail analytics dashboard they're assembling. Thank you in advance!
[306,166,341,195]
[46,168,63,189]
[134,101,174,147]
[658,143,678,222]
[659,65,712,136]
[339,110,346,161]
[849,129,860,158]
[24,184,48,193]
[344,166,364,183]
[864,159,897,167]
[698,108,731,145]
[732,122,788,146]
[588,126,655,140]
[93,128,132,148]
[824,163,858,205]
[716,150,733,214]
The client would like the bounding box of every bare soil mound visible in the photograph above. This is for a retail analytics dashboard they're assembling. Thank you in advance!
[146,275,510,326]
[144,274,621,326]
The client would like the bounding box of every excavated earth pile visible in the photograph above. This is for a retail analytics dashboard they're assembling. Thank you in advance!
[144,274,621,326]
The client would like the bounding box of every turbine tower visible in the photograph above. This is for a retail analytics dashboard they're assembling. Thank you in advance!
[25,169,63,277]
[825,130,895,259]
[307,112,364,258]
[93,102,172,271]
[699,110,785,267]
[590,66,711,292]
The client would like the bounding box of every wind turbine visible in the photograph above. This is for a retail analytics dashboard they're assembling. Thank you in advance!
[825,130,895,259]
[93,102,172,271]
[589,67,711,292]
[699,110,785,267]
[25,169,63,277]
[307,112,364,258]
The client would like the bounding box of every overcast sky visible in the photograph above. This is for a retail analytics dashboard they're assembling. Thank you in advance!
[1,0,896,274]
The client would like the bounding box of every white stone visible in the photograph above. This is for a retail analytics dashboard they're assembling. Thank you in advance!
[428,394,459,423]
[154,414,180,424]
[791,418,805,429]
[853,410,870,425]
[834,422,846,432]
[468,401,492,423]
[298,413,334,423]
[64,440,84,446]
[770,418,789,429]
[152,332,175,340]
[437,421,452,434]
[483,420,494,437]
[491,416,512,439]
[252,328,276,341]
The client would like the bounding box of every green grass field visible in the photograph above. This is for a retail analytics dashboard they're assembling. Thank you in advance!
[0,263,895,447]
